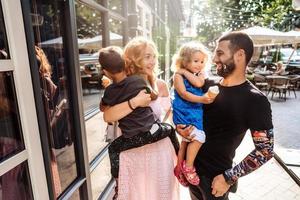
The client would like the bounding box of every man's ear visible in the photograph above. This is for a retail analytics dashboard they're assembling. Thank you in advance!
[234,49,245,63]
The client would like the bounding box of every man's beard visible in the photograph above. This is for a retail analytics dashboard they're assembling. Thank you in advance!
[216,57,236,78]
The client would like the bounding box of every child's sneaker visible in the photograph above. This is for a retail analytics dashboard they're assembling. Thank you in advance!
[182,160,200,185]
[174,161,189,187]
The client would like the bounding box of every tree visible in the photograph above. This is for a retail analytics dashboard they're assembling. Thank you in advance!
[194,0,300,44]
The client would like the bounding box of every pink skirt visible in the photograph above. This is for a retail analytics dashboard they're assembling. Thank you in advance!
[118,137,179,200]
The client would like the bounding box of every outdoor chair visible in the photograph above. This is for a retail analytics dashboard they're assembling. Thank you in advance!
[287,75,300,98]
[268,76,289,101]
[253,73,269,91]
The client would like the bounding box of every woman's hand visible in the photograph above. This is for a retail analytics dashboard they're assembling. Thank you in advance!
[131,89,151,108]
[176,124,195,141]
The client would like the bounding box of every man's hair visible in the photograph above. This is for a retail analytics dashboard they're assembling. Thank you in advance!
[98,46,125,74]
[218,32,254,65]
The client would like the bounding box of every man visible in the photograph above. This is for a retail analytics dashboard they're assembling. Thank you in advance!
[176,32,274,200]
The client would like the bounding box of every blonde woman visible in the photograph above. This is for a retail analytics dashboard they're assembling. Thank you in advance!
[103,37,180,200]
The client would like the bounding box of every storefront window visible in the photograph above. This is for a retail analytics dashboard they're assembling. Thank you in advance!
[76,1,103,113]
[109,18,123,46]
[137,6,142,27]
[30,0,79,197]
[0,3,10,59]
[0,72,25,163]
[108,0,122,15]
[90,154,111,199]
[0,161,33,200]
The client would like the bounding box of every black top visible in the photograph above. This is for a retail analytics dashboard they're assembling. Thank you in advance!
[102,75,155,138]
[195,78,273,178]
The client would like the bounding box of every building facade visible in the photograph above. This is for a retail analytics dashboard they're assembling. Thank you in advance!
[0,0,184,199]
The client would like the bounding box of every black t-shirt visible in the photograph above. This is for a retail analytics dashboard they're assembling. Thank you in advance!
[195,78,273,178]
[102,75,155,138]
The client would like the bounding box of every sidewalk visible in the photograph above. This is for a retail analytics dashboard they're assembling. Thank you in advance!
[180,132,300,200]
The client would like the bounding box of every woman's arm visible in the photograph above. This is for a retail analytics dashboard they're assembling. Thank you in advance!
[177,68,205,88]
[156,79,170,97]
[174,74,212,104]
[103,90,151,123]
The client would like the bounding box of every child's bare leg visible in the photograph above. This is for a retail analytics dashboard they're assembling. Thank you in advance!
[185,140,202,167]
[177,141,188,164]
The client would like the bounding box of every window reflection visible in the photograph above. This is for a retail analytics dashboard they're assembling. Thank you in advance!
[30,0,78,197]
[108,0,122,15]
[109,18,123,46]
[0,72,24,163]
[76,1,103,112]
[91,154,111,199]
[0,161,34,200]
[0,2,10,59]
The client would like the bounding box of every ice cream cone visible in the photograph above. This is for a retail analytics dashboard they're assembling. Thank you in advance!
[207,86,219,99]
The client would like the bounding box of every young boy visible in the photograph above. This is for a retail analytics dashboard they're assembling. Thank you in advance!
[98,46,179,178]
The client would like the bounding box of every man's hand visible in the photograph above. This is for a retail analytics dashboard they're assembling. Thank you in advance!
[176,124,195,141]
[131,90,151,108]
[211,174,231,197]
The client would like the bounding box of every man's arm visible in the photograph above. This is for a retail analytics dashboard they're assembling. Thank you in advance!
[211,129,274,197]
[224,129,274,183]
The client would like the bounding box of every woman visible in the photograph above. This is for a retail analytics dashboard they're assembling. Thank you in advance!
[103,37,179,200]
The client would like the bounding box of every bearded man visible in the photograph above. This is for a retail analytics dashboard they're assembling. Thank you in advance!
[176,32,274,200]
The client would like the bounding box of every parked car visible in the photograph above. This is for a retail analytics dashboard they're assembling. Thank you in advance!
[79,53,104,91]
[259,48,300,74]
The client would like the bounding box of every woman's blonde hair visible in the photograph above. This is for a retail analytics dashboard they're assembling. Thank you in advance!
[172,41,211,72]
[123,37,159,75]
[35,46,52,77]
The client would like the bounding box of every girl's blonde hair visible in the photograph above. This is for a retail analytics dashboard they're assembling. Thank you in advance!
[172,41,211,72]
[123,37,159,75]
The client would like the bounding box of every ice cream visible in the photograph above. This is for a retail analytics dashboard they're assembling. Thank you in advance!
[207,86,219,99]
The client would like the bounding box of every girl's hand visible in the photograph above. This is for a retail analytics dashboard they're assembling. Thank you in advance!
[202,94,214,104]
[131,90,151,108]
[176,68,187,76]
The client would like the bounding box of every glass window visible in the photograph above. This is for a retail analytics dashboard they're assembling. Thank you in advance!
[0,2,10,59]
[0,161,34,200]
[0,72,25,163]
[76,1,103,113]
[69,188,81,200]
[90,154,111,200]
[137,6,143,27]
[85,112,109,162]
[108,0,122,15]
[109,18,123,47]
[30,0,79,197]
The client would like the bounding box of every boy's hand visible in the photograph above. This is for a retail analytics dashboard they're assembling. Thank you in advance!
[131,90,151,108]
[101,76,111,88]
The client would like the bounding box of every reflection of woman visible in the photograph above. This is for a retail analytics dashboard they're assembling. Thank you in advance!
[35,46,62,197]
[104,38,179,200]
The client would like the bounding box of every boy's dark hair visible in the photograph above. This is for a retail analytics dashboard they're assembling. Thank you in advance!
[98,46,125,74]
[218,32,254,65]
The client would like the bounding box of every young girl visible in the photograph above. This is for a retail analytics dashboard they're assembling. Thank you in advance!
[172,42,218,186]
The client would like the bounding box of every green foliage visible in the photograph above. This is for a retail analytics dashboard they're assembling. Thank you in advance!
[194,0,300,44]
